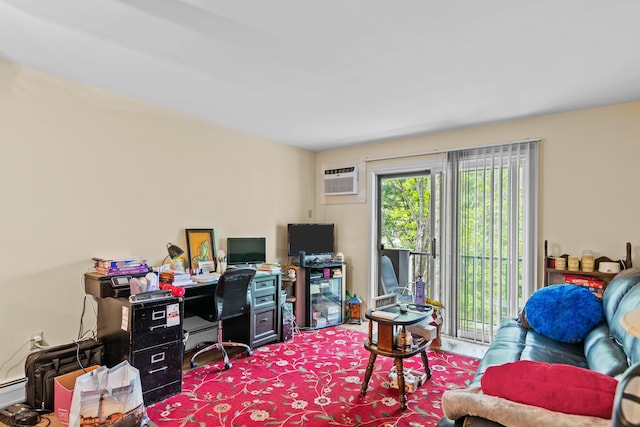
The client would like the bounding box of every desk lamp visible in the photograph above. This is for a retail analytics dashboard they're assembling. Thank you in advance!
[159,242,187,298]
[613,305,640,427]
[163,242,184,265]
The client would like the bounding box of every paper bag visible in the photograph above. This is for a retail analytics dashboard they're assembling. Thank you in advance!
[68,361,149,427]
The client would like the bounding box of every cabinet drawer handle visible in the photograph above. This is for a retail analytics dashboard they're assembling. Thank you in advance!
[149,324,168,331]
[152,310,166,320]
[148,366,168,374]
[151,352,166,363]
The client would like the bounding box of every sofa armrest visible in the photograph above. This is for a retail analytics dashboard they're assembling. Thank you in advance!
[584,323,628,376]
[442,388,609,427]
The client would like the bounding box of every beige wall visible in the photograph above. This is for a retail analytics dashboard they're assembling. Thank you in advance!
[0,62,316,383]
[317,102,640,306]
[2,60,640,384]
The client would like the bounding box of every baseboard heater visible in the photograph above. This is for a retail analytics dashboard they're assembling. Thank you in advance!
[0,377,26,408]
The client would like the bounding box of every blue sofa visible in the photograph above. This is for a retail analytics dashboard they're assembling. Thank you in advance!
[438,267,640,427]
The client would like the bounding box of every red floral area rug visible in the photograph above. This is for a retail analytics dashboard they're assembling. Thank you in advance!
[147,327,478,427]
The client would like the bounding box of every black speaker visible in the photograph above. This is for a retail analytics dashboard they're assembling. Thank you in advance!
[299,251,306,267]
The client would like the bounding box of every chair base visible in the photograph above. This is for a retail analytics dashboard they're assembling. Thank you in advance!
[189,341,253,369]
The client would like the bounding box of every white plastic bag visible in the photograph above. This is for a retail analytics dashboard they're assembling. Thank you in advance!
[68,361,148,427]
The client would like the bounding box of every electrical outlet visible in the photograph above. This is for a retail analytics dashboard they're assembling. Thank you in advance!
[30,331,44,350]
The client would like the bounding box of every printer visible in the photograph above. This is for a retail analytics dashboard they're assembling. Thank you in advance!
[84,271,149,298]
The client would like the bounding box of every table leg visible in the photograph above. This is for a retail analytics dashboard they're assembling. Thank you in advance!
[394,358,407,410]
[421,350,432,379]
[360,352,377,396]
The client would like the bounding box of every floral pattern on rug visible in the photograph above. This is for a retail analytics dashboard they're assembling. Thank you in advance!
[148,327,478,426]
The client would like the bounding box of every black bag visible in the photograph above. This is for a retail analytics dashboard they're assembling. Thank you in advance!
[24,339,104,411]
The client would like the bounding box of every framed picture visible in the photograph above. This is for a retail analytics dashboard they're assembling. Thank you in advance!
[185,229,215,269]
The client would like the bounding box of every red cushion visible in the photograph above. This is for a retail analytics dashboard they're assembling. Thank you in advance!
[481,360,617,419]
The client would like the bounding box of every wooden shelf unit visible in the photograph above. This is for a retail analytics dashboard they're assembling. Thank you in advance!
[543,240,632,290]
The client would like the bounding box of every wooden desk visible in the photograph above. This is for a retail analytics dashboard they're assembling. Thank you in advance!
[360,306,433,410]
[182,272,281,349]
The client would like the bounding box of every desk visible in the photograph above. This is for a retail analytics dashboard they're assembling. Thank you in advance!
[360,307,432,410]
[181,282,218,351]
[182,272,281,350]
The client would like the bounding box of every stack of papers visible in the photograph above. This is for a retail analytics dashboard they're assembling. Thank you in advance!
[371,310,398,320]
[193,272,220,284]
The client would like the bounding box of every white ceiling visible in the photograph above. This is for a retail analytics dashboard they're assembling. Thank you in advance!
[2,1,640,152]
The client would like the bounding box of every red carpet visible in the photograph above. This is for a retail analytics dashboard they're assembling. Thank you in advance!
[147,327,478,426]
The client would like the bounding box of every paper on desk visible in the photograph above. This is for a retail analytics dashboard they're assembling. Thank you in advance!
[371,310,399,320]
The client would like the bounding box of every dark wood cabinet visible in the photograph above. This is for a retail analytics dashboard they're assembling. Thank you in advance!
[222,273,281,348]
[295,263,346,329]
[250,274,281,347]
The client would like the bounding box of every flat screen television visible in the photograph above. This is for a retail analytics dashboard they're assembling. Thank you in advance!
[287,223,335,256]
[226,237,266,265]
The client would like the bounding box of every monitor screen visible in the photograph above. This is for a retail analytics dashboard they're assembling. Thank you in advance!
[226,237,266,265]
[287,223,335,256]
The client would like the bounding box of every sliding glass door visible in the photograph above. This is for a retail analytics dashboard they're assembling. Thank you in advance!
[375,168,442,303]
[370,140,538,345]
[442,141,538,343]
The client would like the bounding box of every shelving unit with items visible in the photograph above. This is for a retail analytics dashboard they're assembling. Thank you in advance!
[544,240,632,298]
[295,263,346,329]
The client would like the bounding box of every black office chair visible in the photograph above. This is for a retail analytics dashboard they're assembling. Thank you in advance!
[612,362,640,427]
[189,267,256,369]
[380,255,414,303]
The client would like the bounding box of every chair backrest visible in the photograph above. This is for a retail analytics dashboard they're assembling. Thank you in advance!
[380,255,413,303]
[214,267,256,321]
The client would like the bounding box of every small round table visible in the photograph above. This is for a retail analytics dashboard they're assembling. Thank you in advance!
[359,306,433,410]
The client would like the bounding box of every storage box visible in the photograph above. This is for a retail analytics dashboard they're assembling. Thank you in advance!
[54,365,101,425]
[406,322,437,342]
[388,366,428,393]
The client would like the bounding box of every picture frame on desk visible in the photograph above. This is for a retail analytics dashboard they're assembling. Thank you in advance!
[186,228,215,270]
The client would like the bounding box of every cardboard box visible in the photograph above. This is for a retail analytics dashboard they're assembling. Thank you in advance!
[388,366,428,393]
[54,365,101,425]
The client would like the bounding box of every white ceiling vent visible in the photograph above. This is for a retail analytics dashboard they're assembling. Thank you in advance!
[323,166,358,195]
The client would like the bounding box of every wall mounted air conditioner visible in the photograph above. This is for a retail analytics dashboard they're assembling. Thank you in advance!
[323,166,358,195]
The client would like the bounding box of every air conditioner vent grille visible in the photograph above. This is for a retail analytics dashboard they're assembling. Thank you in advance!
[323,166,358,195]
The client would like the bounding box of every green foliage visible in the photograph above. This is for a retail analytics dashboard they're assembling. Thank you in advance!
[381,176,432,277]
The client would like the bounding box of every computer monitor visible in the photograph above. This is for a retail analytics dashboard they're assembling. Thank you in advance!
[287,223,335,256]
[226,237,266,266]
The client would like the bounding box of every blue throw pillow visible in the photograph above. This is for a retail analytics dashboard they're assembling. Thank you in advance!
[524,284,605,343]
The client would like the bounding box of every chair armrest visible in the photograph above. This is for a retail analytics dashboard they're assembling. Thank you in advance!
[398,286,413,296]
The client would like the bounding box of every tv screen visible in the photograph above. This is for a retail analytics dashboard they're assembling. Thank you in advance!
[287,224,335,256]
[226,237,266,265]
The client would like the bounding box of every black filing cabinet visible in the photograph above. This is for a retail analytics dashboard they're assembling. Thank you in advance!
[96,295,183,406]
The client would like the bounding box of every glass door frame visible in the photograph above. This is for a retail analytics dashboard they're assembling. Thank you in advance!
[367,156,444,306]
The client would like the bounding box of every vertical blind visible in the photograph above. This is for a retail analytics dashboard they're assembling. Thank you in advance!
[442,140,538,343]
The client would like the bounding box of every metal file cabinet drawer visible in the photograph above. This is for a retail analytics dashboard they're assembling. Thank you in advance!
[132,341,182,394]
[130,302,182,348]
